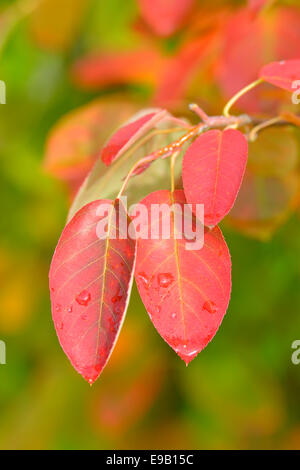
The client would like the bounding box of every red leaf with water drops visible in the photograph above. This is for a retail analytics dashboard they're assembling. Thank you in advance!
[259,59,300,91]
[182,129,248,227]
[134,190,231,364]
[138,0,195,37]
[49,198,136,384]
[100,109,170,166]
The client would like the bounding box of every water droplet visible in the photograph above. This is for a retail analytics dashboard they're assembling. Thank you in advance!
[155,305,161,314]
[111,288,122,303]
[55,304,62,312]
[171,313,176,319]
[279,60,285,65]
[67,306,73,313]
[183,344,187,349]
[202,300,217,314]
[137,272,149,289]
[76,290,91,306]
[158,273,174,288]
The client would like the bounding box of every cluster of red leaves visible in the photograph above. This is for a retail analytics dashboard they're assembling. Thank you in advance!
[49,59,300,383]
[70,1,300,112]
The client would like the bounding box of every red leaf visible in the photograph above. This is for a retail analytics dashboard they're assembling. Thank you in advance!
[49,199,136,384]
[138,0,195,37]
[182,129,248,227]
[134,190,231,364]
[100,109,169,166]
[71,49,162,89]
[259,59,300,91]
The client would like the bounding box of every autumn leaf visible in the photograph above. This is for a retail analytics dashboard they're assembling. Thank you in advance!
[248,0,272,15]
[101,108,170,166]
[138,0,195,37]
[182,129,248,227]
[134,189,231,364]
[49,199,136,384]
[154,33,218,108]
[216,7,300,113]
[90,354,164,436]
[226,128,300,240]
[71,49,163,89]
[44,98,139,195]
[259,59,300,92]
[68,119,187,220]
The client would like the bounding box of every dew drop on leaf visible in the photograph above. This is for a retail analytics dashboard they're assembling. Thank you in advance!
[76,290,91,306]
[111,289,122,303]
[157,273,174,288]
[202,300,217,314]
[67,306,73,313]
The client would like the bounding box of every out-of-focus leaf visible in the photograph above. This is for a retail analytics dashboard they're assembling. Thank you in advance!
[67,121,187,220]
[49,199,136,384]
[30,0,90,51]
[135,190,232,364]
[90,354,164,436]
[183,129,248,227]
[138,0,195,37]
[101,108,169,166]
[259,59,300,92]
[71,49,163,89]
[248,0,272,15]
[215,7,300,113]
[226,127,300,239]
[44,98,139,195]
[154,33,218,108]
[274,7,300,59]
[227,171,300,240]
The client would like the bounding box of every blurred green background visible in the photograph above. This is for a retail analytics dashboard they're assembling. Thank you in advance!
[0,0,300,450]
